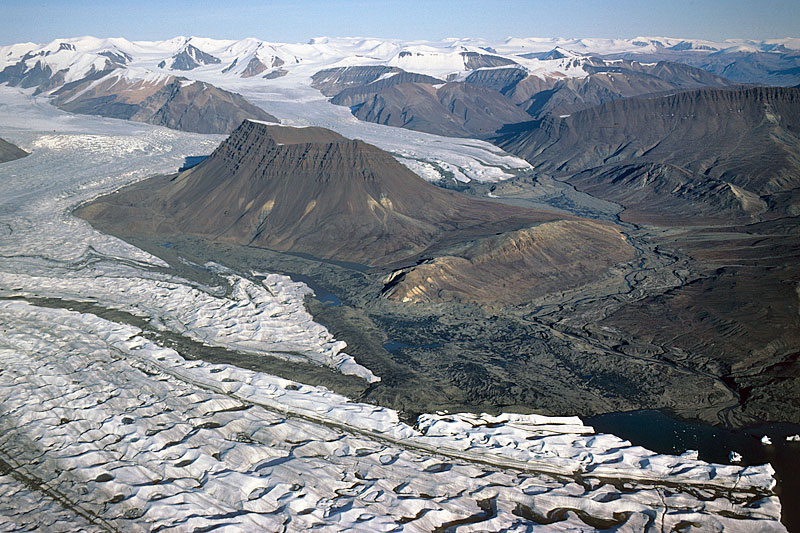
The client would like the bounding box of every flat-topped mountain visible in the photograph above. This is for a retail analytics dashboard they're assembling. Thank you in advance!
[0,138,28,163]
[77,120,559,266]
[77,120,634,304]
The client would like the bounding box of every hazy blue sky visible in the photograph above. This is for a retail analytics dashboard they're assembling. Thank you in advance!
[2,0,798,45]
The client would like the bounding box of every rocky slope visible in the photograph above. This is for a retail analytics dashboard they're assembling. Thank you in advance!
[0,137,28,163]
[488,85,800,427]
[329,72,445,108]
[467,58,735,118]
[382,219,633,306]
[604,47,800,87]
[0,40,277,134]
[313,67,441,99]
[519,61,735,117]
[350,81,532,137]
[495,86,800,223]
[158,43,221,70]
[316,64,534,137]
[567,163,768,225]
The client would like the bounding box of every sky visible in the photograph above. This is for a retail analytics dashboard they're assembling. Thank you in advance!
[1,0,798,45]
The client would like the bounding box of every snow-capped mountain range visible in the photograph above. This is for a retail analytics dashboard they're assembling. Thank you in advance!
[2,34,798,94]
[2,34,796,139]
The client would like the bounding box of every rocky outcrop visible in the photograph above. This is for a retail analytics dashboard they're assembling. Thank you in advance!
[459,51,518,69]
[0,138,28,163]
[311,66,402,96]
[349,83,467,136]
[159,44,221,71]
[141,80,276,133]
[382,220,634,306]
[329,71,443,107]
[567,163,768,225]
[316,66,534,137]
[241,57,268,78]
[463,67,529,95]
[608,48,800,87]
[0,55,115,95]
[465,60,734,118]
[522,68,730,117]
[98,50,131,65]
[350,82,531,138]
[263,69,287,79]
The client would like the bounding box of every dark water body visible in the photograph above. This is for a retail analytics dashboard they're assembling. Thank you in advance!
[382,340,442,353]
[586,410,800,530]
[254,271,344,307]
[285,272,344,307]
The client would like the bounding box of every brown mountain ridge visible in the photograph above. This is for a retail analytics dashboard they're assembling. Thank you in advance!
[494,86,800,224]
[77,120,634,305]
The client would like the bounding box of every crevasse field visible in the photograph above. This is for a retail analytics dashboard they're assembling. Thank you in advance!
[0,85,786,531]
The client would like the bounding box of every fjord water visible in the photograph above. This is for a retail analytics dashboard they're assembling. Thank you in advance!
[588,410,800,530]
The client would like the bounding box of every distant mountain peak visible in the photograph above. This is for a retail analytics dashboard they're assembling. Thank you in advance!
[541,47,584,60]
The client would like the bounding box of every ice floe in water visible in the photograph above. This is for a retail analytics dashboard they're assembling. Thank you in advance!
[0,85,787,530]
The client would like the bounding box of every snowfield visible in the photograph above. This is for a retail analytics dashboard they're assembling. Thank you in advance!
[0,81,788,529]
